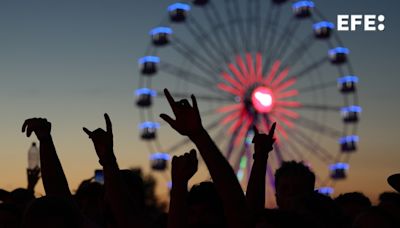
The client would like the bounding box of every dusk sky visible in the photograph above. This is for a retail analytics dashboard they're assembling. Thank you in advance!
[1,0,399,203]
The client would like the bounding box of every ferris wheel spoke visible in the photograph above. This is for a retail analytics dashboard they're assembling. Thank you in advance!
[297,80,337,94]
[164,138,192,155]
[186,17,231,63]
[263,7,282,73]
[235,116,254,146]
[286,56,329,81]
[258,2,275,53]
[281,34,316,68]
[154,139,164,154]
[291,129,335,161]
[233,147,247,175]
[274,22,301,62]
[245,143,253,183]
[164,117,223,154]
[169,44,217,80]
[232,0,248,52]
[159,61,216,86]
[200,108,225,118]
[158,62,224,96]
[254,0,262,50]
[146,141,156,155]
[224,126,241,160]
[297,103,341,112]
[184,20,225,65]
[294,116,343,138]
[282,140,305,161]
[287,131,332,164]
[270,18,297,60]
[245,0,255,51]
[156,90,234,103]
[211,126,233,159]
[273,142,284,165]
[208,2,239,54]
[224,0,242,52]
[171,37,219,76]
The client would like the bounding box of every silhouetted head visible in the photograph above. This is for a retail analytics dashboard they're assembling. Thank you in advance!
[353,206,399,228]
[335,192,371,223]
[274,161,315,210]
[304,192,344,228]
[21,196,82,228]
[378,192,400,224]
[119,169,145,209]
[9,188,35,212]
[75,181,105,227]
[187,181,226,228]
[0,189,10,203]
[0,203,21,228]
[255,209,310,228]
[379,192,400,208]
[101,169,146,227]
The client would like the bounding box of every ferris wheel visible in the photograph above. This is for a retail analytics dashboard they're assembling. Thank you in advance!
[135,0,360,203]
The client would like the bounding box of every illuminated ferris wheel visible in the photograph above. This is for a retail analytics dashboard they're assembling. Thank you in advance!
[135,0,361,202]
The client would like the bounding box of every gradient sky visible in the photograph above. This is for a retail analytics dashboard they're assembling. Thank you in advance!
[1,0,399,204]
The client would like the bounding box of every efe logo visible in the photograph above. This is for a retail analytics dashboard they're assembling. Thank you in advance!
[337,15,385,32]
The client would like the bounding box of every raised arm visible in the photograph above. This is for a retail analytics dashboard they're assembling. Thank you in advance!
[160,89,249,228]
[83,114,145,228]
[246,123,276,213]
[22,118,71,197]
[168,149,198,228]
[27,167,41,194]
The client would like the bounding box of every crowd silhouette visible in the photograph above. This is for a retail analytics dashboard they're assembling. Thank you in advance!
[0,88,399,228]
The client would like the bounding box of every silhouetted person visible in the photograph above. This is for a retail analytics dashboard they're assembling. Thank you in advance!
[27,167,40,196]
[0,203,20,228]
[378,192,400,225]
[335,192,371,226]
[0,156,40,227]
[187,182,226,228]
[353,206,399,228]
[21,196,83,228]
[304,192,344,228]
[83,113,149,228]
[75,179,106,227]
[274,161,315,212]
[168,149,226,228]
[168,149,198,228]
[246,124,276,214]
[160,89,250,228]
[22,118,71,198]
[255,208,311,228]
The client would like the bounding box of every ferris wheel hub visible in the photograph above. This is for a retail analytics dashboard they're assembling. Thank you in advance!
[251,86,274,113]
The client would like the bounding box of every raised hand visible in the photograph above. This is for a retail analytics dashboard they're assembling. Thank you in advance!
[22,118,51,141]
[27,167,41,191]
[160,89,203,137]
[22,118,70,197]
[83,113,114,166]
[83,114,145,227]
[246,122,277,212]
[171,149,198,185]
[252,122,277,158]
[162,89,250,227]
